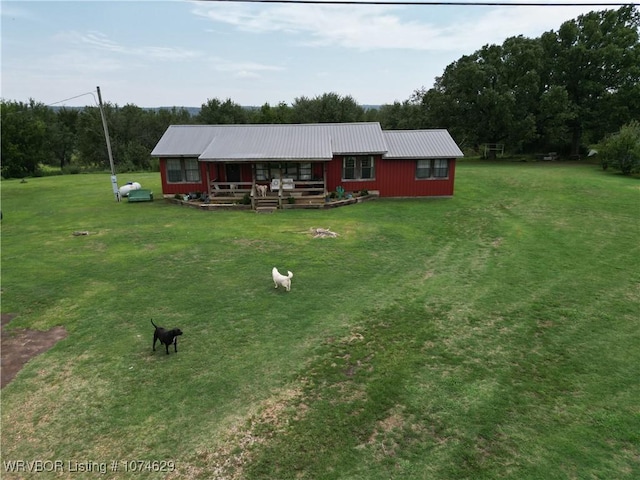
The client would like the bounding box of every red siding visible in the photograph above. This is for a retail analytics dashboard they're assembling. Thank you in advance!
[160,157,456,197]
[326,156,455,197]
[159,158,209,195]
[159,160,253,195]
[239,164,253,182]
[206,162,252,183]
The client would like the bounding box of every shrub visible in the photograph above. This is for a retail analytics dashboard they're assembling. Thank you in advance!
[597,121,640,175]
[62,165,82,175]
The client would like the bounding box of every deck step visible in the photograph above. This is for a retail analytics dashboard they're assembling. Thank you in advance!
[256,206,277,214]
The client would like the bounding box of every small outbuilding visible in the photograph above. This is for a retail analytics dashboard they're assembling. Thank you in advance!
[151,122,463,209]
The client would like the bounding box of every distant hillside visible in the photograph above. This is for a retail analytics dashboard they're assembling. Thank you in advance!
[153,107,201,116]
[51,105,381,115]
[50,105,201,116]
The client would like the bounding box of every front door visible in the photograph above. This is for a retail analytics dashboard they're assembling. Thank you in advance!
[225,164,241,183]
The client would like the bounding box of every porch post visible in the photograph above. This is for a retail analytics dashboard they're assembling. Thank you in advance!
[251,163,256,210]
[205,163,211,197]
[323,162,328,196]
[278,164,283,209]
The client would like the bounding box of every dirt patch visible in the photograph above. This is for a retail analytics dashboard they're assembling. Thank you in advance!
[1,314,67,388]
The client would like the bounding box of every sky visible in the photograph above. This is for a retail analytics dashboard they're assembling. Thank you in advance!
[0,0,632,108]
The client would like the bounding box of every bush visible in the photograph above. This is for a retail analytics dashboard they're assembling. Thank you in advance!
[597,121,640,175]
[62,165,82,175]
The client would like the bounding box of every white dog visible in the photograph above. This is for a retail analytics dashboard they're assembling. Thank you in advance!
[256,184,268,197]
[272,267,293,292]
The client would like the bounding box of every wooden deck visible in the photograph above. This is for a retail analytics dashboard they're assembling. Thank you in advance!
[165,180,378,211]
[165,191,378,211]
[208,180,327,210]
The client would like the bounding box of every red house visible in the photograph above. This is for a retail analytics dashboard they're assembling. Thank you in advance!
[151,123,463,209]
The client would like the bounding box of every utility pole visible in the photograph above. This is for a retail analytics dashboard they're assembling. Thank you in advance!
[96,86,120,202]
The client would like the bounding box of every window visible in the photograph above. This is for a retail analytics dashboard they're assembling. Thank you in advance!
[434,159,449,178]
[167,159,183,183]
[416,160,432,179]
[343,156,375,180]
[343,157,356,180]
[299,163,312,180]
[282,163,298,178]
[166,158,201,183]
[416,159,449,179]
[256,163,270,181]
[185,159,200,181]
[256,162,313,181]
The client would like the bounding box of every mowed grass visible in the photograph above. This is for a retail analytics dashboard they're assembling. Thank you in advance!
[1,163,638,479]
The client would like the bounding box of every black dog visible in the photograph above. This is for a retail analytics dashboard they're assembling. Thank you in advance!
[151,319,183,354]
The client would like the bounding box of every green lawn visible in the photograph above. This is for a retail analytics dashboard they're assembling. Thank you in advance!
[1,163,639,479]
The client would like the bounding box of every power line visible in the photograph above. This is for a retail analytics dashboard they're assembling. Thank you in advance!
[47,91,97,108]
[196,0,636,6]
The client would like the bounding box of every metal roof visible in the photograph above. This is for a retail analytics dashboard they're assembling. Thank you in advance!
[200,125,333,161]
[150,125,220,157]
[383,130,464,159]
[151,123,463,161]
[318,123,388,155]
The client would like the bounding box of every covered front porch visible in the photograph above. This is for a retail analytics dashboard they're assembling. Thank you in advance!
[204,161,329,210]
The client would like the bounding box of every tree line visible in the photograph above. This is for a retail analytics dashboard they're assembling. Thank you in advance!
[2,6,638,179]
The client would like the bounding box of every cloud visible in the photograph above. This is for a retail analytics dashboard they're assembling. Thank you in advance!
[190,1,627,52]
[191,3,409,46]
[209,59,286,79]
[57,30,203,61]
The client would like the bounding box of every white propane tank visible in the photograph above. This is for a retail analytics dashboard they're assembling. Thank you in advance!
[119,182,141,197]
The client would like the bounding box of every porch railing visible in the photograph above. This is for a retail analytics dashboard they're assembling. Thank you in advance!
[207,179,327,209]
[284,180,326,195]
[209,182,253,196]
[210,180,326,197]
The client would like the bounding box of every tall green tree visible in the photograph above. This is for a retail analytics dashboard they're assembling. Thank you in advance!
[414,6,639,156]
[196,98,248,124]
[0,99,50,178]
[417,38,541,155]
[540,6,640,155]
[376,100,423,130]
[75,105,110,169]
[110,104,152,171]
[291,93,365,123]
[249,102,293,124]
[72,104,189,172]
[49,107,80,170]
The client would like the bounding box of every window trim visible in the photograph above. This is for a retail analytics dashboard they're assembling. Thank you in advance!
[166,158,201,184]
[416,159,449,180]
[342,155,375,181]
